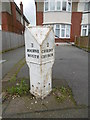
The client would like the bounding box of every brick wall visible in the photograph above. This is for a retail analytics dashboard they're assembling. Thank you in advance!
[2,2,24,34]
[55,38,70,43]
[35,2,43,26]
[70,12,82,42]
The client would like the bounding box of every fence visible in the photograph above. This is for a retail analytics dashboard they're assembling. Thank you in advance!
[0,31,25,52]
[75,36,90,50]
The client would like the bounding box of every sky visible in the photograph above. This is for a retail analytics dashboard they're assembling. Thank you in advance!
[14,0,36,26]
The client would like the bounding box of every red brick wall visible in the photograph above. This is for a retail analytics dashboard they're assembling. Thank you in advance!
[35,2,43,26]
[2,12,13,31]
[70,12,82,42]
[2,2,24,34]
[36,12,43,26]
[55,38,70,43]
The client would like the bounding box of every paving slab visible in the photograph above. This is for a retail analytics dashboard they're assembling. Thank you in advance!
[2,95,88,118]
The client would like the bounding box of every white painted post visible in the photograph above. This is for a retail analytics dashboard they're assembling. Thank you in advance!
[25,26,55,99]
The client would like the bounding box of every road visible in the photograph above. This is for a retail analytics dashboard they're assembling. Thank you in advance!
[2,47,25,79]
[53,45,88,106]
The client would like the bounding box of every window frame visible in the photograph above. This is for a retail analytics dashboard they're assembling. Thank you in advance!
[62,1,67,11]
[67,1,71,12]
[44,0,72,12]
[54,24,71,38]
[55,24,60,38]
[84,2,90,12]
[50,0,55,11]
[0,25,2,30]
[81,25,89,36]
[56,0,61,11]
[44,0,49,12]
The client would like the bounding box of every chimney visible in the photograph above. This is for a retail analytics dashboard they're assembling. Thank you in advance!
[20,1,23,14]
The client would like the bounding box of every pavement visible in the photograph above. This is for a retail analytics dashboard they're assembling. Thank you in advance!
[2,46,25,78]
[2,44,89,118]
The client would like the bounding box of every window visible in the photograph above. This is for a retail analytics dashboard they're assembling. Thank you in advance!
[55,24,60,37]
[44,24,71,38]
[84,2,90,11]
[50,0,55,11]
[81,25,88,36]
[45,0,48,12]
[61,25,65,37]
[88,25,90,35]
[2,2,11,14]
[62,1,67,11]
[55,24,71,38]
[57,1,61,10]
[68,2,71,12]
[44,0,72,12]
[0,25,2,30]
[66,25,70,37]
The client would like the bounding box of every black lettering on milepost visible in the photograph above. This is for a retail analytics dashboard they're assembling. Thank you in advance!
[28,54,39,59]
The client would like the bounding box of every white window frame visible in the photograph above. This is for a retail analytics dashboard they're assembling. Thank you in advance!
[44,0,49,12]
[54,24,71,38]
[66,25,70,37]
[55,24,60,38]
[0,25,2,30]
[62,1,67,11]
[84,2,90,12]
[50,0,55,11]
[44,0,72,12]
[44,24,71,38]
[56,0,61,11]
[61,24,65,37]
[81,25,88,36]
[67,1,71,12]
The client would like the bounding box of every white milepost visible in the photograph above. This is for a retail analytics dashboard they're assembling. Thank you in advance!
[25,26,55,99]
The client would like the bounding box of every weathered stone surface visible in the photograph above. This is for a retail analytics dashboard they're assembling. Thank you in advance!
[25,26,55,98]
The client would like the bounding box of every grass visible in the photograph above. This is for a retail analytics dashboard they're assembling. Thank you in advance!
[7,79,29,96]
[53,86,76,105]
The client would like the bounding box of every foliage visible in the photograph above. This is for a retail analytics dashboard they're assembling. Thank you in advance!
[53,86,76,104]
[7,79,29,96]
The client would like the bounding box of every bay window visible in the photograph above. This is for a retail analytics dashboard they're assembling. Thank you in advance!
[44,0,72,12]
[54,24,71,38]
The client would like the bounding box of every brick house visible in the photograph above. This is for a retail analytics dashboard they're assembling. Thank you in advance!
[35,0,90,42]
[0,1,30,34]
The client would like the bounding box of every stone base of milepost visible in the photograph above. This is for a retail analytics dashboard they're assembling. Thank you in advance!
[28,62,54,99]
